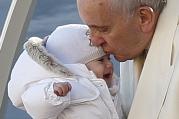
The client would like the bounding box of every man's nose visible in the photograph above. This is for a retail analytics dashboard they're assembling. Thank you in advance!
[90,35,105,46]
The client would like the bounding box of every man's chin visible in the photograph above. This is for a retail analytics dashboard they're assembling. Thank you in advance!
[114,55,128,62]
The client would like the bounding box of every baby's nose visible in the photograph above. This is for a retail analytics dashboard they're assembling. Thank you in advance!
[106,61,113,69]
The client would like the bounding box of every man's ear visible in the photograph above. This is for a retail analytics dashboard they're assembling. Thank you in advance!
[136,6,157,33]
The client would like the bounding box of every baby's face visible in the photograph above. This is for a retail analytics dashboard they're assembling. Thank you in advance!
[86,54,113,87]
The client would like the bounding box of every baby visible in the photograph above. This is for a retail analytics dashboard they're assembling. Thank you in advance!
[8,24,123,119]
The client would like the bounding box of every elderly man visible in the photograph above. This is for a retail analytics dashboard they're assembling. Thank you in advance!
[77,0,179,119]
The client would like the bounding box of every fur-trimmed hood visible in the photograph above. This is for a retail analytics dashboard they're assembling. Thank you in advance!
[24,37,74,77]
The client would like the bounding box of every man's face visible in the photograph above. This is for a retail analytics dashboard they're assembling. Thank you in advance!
[77,0,151,62]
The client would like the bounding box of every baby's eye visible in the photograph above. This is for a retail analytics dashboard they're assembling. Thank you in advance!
[97,58,104,62]
[98,59,103,62]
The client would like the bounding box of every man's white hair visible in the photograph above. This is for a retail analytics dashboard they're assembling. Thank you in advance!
[110,0,167,16]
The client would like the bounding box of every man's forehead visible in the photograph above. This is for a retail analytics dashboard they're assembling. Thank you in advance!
[78,0,109,5]
[84,12,113,28]
[78,0,114,28]
[78,0,111,11]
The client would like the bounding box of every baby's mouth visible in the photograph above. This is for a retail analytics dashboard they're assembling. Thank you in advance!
[103,73,112,80]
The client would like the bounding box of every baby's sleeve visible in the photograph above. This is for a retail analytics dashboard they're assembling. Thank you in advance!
[21,78,70,119]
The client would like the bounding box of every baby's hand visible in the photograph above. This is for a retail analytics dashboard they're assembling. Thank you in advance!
[53,82,72,96]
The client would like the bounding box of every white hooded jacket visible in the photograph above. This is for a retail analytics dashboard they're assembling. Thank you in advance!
[8,37,123,119]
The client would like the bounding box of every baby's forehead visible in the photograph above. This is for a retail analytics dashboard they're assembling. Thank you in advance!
[96,54,111,60]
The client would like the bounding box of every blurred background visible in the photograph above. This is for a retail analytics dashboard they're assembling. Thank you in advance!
[0,0,120,118]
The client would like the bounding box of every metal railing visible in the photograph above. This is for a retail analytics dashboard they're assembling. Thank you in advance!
[0,0,36,117]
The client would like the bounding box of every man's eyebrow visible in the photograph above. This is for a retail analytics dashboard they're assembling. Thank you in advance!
[88,24,100,28]
[88,25,109,29]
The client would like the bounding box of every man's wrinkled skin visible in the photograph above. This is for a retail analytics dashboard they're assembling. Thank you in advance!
[77,0,159,62]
